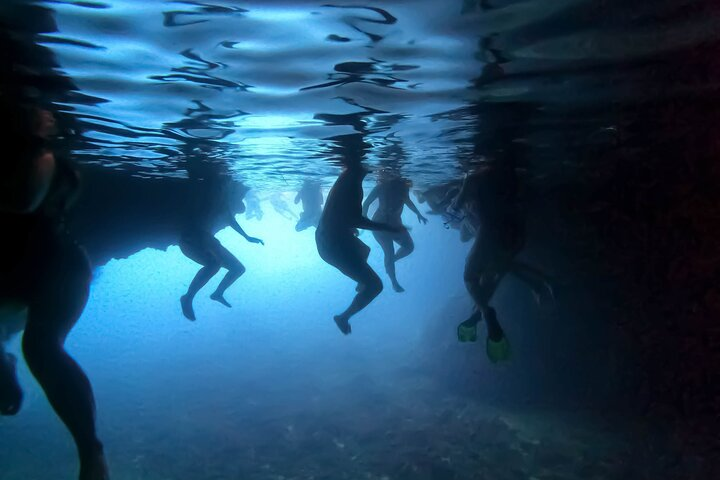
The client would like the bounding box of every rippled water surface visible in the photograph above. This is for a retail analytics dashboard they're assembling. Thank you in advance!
[3,2,720,479]
[16,0,718,185]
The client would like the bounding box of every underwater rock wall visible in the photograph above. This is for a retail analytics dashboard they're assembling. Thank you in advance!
[545,73,720,463]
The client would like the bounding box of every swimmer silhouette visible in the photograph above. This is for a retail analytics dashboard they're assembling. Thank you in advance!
[0,104,109,480]
[269,192,298,221]
[362,170,427,292]
[452,157,553,362]
[244,189,264,221]
[179,159,263,321]
[295,179,324,231]
[452,160,519,361]
[315,135,399,334]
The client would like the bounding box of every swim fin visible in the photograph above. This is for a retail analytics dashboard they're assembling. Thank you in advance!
[486,335,511,363]
[457,319,478,342]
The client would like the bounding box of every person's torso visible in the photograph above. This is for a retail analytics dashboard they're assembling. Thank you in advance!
[1,156,79,278]
[319,170,363,234]
[373,179,407,223]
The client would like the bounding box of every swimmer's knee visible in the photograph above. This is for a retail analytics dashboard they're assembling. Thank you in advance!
[204,261,222,274]
[366,276,383,297]
[405,242,415,254]
[21,330,57,376]
[223,257,245,275]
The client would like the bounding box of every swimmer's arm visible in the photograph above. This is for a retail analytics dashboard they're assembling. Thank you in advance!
[1,151,56,214]
[361,185,379,217]
[227,213,264,245]
[355,216,397,233]
[404,192,428,224]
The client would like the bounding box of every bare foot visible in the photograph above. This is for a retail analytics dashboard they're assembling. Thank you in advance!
[333,315,352,335]
[210,292,232,308]
[180,294,196,321]
[392,282,405,293]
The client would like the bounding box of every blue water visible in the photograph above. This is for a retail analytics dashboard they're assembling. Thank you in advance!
[0,199,648,480]
[3,0,719,479]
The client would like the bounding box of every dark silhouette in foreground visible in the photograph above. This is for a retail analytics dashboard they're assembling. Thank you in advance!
[295,179,324,232]
[452,158,554,362]
[0,105,108,480]
[315,157,398,335]
[179,170,264,321]
[362,171,427,292]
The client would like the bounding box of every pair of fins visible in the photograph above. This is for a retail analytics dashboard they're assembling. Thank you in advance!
[457,315,511,363]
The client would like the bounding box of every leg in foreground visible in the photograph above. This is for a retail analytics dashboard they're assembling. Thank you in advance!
[22,253,108,480]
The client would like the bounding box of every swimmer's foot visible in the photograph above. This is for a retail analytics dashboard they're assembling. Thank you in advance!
[79,449,109,480]
[180,294,196,321]
[484,308,503,342]
[457,319,478,342]
[333,315,352,335]
[484,308,511,363]
[210,292,232,308]
[0,353,23,416]
[486,334,511,363]
[457,310,482,343]
[392,281,405,293]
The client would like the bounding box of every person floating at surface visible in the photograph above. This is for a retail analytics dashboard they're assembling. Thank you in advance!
[0,104,109,480]
[295,179,324,232]
[244,189,264,221]
[452,159,519,362]
[415,180,462,217]
[269,192,298,221]
[362,170,427,292]
[416,181,477,242]
[315,163,399,335]
[179,175,264,321]
[452,157,555,362]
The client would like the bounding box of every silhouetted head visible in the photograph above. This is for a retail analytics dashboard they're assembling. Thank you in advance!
[33,107,56,139]
[377,167,400,182]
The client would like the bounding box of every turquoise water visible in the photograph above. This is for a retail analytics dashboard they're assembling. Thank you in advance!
[2,0,719,479]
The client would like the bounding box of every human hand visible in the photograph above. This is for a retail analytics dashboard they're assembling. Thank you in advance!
[417,214,428,225]
[248,237,264,245]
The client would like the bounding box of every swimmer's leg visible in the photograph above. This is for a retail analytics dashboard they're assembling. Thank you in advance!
[0,342,22,416]
[22,253,108,480]
[393,228,414,263]
[180,238,220,321]
[464,272,504,339]
[354,240,372,292]
[374,232,404,293]
[334,263,383,335]
[462,236,510,342]
[210,243,246,308]
[326,239,383,335]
